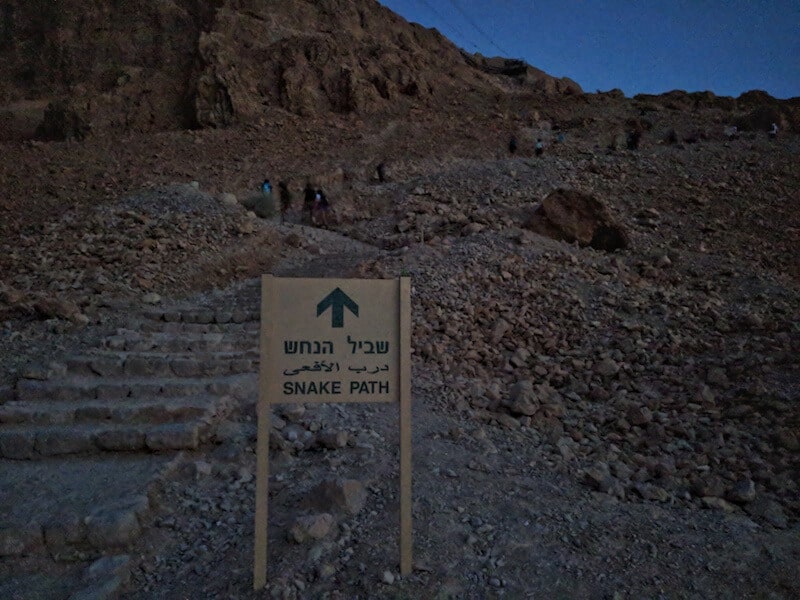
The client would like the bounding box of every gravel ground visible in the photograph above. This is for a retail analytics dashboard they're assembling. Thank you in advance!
[1,101,798,599]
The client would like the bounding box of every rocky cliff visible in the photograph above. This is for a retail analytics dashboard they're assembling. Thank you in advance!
[0,0,582,141]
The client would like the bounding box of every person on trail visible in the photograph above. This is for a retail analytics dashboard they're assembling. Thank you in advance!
[626,129,642,150]
[769,122,778,139]
[534,138,544,156]
[314,188,331,227]
[303,182,316,224]
[278,181,292,223]
[252,178,274,219]
[509,135,518,154]
[724,125,739,141]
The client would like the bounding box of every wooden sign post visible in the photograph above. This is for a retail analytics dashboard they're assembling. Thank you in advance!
[254,276,412,590]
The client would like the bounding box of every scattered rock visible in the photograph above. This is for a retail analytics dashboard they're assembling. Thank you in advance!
[289,513,335,544]
[317,430,349,449]
[726,479,756,504]
[701,497,737,513]
[507,380,540,416]
[309,479,367,515]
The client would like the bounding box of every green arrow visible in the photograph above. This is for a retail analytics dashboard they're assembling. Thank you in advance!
[316,287,359,328]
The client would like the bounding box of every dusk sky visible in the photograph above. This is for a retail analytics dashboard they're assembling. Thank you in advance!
[378,0,800,99]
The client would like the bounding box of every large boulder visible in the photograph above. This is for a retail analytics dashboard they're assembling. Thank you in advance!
[525,189,629,251]
[34,100,91,141]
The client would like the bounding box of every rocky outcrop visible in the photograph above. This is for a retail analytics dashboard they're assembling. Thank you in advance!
[0,0,206,137]
[524,189,629,251]
[0,0,580,140]
[463,54,583,95]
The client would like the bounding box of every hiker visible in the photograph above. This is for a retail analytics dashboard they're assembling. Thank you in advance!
[313,188,331,227]
[303,182,316,224]
[534,138,544,157]
[769,122,778,139]
[278,181,292,223]
[509,135,518,154]
[377,161,387,183]
[626,130,642,150]
[252,179,273,219]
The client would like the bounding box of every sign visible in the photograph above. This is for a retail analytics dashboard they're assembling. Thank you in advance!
[269,279,401,403]
[254,276,412,590]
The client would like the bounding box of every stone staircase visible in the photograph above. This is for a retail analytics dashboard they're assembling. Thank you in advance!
[0,226,381,596]
[0,306,259,565]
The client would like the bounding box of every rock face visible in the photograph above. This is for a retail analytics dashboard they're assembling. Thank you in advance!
[524,189,629,251]
[463,55,582,96]
[2,2,796,142]
[0,0,580,140]
[0,0,205,137]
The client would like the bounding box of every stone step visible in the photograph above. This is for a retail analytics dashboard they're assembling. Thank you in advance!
[0,421,206,459]
[0,397,214,427]
[15,374,252,402]
[103,330,257,353]
[62,351,258,378]
[136,319,260,335]
[0,384,13,404]
[141,308,259,324]
[0,454,174,559]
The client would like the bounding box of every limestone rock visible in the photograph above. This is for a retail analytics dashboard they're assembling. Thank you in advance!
[490,318,511,344]
[289,513,335,544]
[582,462,615,493]
[309,479,367,515]
[507,380,539,416]
[524,189,629,251]
[627,405,653,426]
[744,497,789,529]
[70,555,132,600]
[33,298,82,321]
[726,479,756,504]
[701,497,736,513]
[317,430,349,449]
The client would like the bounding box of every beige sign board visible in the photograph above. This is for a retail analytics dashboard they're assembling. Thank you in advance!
[267,277,401,403]
[254,276,412,590]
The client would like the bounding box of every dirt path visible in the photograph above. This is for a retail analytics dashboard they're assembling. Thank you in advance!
[117,225,799,599]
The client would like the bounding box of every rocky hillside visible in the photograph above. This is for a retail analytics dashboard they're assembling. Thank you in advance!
[0,0,581,141]
[0,114,798,598]
[3,0,796,145]
[0,2,799,598]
